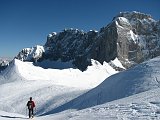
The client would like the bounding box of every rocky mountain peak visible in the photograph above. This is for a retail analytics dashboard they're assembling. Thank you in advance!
[15,11,160,71]
[113,11,160,68]
[16,45,44,62]
[115,11,152,21]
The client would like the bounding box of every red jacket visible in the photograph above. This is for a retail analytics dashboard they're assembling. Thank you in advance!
[27,100,35,109]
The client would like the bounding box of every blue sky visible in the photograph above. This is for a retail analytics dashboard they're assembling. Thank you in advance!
[0,0,160,57]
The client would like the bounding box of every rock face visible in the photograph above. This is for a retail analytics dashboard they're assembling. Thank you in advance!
[115,11,160,67]
[16,11,160,71]
[16,45,44,62]
[0,58,10,72]
[44,29,99,70]
[42,27,118,70]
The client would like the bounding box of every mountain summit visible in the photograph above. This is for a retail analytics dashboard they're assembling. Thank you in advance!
[16,11,160,71]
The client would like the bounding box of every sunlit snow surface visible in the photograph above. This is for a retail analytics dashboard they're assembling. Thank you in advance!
[1,57,160,119]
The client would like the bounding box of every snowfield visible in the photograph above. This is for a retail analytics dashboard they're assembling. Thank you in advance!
[0,57,160,119]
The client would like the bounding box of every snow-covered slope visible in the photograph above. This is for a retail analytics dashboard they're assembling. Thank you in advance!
[42,56,160,115]
[0,57,160,119]
[0,58,119,117]
[41,87,160,120]
[3,59,118,88]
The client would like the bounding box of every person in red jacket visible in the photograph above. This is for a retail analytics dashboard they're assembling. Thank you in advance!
[27,97,35,118]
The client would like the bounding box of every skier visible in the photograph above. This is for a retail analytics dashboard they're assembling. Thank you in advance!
[27,97,35,118]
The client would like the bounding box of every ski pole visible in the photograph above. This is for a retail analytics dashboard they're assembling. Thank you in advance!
[26,107,27,117]
[35,107,36,116]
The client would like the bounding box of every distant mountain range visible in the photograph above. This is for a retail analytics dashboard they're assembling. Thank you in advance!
[14,11,160,71]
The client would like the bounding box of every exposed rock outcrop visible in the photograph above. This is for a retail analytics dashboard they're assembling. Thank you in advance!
[0,58,11,72]
[16,11,160,71]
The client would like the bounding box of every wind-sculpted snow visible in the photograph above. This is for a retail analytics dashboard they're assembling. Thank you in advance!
[0,58,119,117]
[1,57,160,120]
[0,59,25,84]
[43,57,160,115]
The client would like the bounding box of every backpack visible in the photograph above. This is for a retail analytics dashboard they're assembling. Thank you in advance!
[27,101,33,109]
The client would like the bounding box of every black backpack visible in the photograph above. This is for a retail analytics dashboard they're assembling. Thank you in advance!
[27,101,33,109]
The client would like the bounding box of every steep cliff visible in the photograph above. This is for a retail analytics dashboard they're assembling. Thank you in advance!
[16,11,160,71]
[115,11,160,67]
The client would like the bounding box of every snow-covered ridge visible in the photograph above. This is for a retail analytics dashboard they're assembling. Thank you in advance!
[42,56,160,115]
[1,56,160,119]
[1,58,121,89]
[0,57,121,117]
